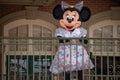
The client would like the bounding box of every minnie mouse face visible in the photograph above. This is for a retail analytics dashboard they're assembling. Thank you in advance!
[59,9,81,30]
[53,1,91,31]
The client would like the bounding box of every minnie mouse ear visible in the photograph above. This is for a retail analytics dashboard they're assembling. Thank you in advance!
[80,7,91,22]
[53,5,64,20]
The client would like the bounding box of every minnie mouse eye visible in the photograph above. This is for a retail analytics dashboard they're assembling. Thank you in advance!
[72,15,75,21]
[66,15,69,20]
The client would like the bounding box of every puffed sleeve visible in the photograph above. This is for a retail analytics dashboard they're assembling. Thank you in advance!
[79,27,87,37]
[55,28,68,43]
[55,28,64,37]
[79,27,88,44]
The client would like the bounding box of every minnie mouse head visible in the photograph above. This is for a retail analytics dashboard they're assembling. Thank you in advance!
[53,1,91,31]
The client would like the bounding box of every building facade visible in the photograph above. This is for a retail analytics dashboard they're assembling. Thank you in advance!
[0,0,120,80]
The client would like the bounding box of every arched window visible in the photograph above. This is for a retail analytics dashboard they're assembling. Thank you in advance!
[4,19,56,54]
[89,20,120,55]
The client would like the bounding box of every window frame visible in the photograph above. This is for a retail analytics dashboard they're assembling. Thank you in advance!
[89,20,120,56]
[4,19,57,55]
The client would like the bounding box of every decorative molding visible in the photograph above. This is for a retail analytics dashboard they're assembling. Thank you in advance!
[0,9,59,38]
[86,7,120,28]
[85,11,111,28]
[0,10,58,27]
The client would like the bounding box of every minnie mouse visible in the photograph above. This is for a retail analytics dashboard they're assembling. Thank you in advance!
[50,1,94,80]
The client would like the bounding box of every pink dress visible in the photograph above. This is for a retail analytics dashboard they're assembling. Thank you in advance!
[50,27,94,74]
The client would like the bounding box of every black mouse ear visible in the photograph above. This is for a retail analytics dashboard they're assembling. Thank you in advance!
[80,7,91,22]
[53,5,64,20]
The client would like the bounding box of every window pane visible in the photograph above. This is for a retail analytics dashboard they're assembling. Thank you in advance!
[32,25,42,51]
[93,40,102,51]
[33,25,42,37]
[103,25,113,52]
[9,27,18,37]
[42,28,52,37]
[33,40,42,51]
[103,25,113,38]
[43,28,52,51]
[93,28,102,38]
[9,25,28,51]
[18,25,28,51]
[117,25,120,38]
[18,25,28,37]
[93,25,113,52]
[32,25,52,51]
[117,25,120,52]
[117,40,120,52]
[103,40,114,52]
[43,40,52,51]
[18,39,28,51]
[9,39,18,51]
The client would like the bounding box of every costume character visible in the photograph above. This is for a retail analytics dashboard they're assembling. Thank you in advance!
[50,1,94,80]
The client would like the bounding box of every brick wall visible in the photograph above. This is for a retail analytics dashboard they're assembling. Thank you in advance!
[0,0,112,18]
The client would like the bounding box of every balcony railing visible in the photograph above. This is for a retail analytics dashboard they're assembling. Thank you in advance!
[0,37,120,80]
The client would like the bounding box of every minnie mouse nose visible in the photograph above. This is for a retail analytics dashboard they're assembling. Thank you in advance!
[67,18,73,23]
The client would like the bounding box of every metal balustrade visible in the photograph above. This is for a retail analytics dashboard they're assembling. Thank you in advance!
[0,37,120,80]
